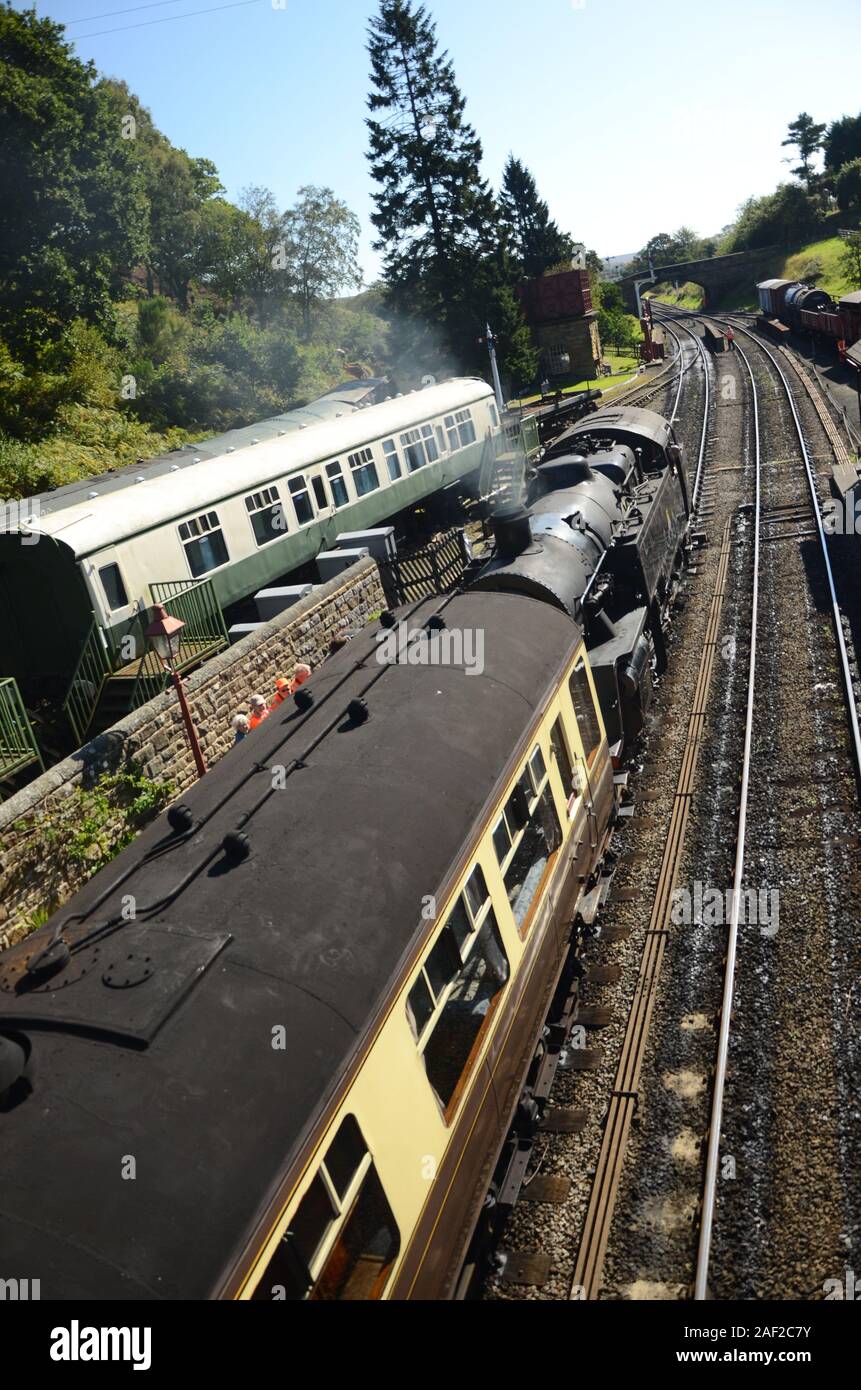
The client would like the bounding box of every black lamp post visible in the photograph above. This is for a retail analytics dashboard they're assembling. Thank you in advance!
[145,603,207,780]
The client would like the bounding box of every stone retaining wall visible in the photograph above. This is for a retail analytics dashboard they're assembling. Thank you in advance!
[0,557,385,947]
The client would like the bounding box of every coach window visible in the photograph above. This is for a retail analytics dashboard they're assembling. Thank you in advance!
[348,447,380,497]
[550,715,581,814]
[245,486,287,547]
[493,748,563,933]
[289,475,314,525]
[98,562,128,611]
[252,1115,399,1301]
[178,511,230,578]
[382,439,402,481]
[420,423,440,462]
[569,659,602,766]
[399,428,426,472]
[489,402,500,428]
[311,474,329,510]
[326,461,349,508]
[408,904,509,1118]
[435,425,447,457]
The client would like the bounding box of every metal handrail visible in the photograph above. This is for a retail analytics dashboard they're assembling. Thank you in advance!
[0,677,44,787]
[61,616,115,746]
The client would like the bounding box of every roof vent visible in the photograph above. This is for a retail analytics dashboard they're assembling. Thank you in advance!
[193,457,201,464]
[88,491,99,498]
[222,831,251,865]
[347,698,370,725]
[294,688,314,712]
[279,430,287,436]
[170,465,180,472]
[251,438,260,445]
[380,610,397,630]
[167,802,195,835]
[135,476,145,484]
[427,614,446,632]
[227,447,236,454]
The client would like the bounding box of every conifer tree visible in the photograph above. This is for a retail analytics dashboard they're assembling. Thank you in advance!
[499,156,574,278]
[366,0,536,386]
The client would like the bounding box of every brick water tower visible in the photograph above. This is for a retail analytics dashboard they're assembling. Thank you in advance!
[518,259,602,381]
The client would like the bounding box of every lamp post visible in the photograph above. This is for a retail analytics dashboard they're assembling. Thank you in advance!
[145,603,207,780]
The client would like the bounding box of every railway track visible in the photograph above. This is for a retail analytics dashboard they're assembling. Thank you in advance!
[483,303,861,1303]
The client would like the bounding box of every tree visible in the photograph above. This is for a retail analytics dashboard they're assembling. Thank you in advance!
[281,186,363,340]
[0,6,148,354]
[836,158,861,213]
[723,184,817,252]
[824,113,861,175]
[366,0,512,369]
[782,112,826,186]
[499,156,574,278]
[842,232,861,290]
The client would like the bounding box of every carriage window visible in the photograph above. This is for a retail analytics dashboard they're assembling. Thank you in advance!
[399,428,426,472]
[382,439,402,481]
[503,787,563,931]
[245,486,287,547]
[289,475,314,525]
[489,403,500,428]
[98,562,128,611]
[178,510,229,577]
[444,414,460,451]
[252,1116,399,1302]
[570,659,602,765]
[420,423,440,462]
[550,716,579,807]
[326,461,349,508]
[443,409,476,450]
[420,910,509,1113]
[311,475,329,510]
[349,447,379,496]
[436,425,447,456]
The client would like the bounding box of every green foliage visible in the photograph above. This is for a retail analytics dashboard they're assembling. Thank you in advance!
[836,158,861,212]
[823,113,861,175]
[0,7,148,354]
[722,184,818,252]
[499,156,574,278]
[38,764,173,872]
[841,232,861,290]
[782,112,826,186]
[365,0,534,384]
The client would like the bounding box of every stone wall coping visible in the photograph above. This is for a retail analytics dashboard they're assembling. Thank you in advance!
[0,556,381,832]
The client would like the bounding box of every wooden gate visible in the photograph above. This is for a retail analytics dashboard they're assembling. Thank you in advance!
[378,530,471,608]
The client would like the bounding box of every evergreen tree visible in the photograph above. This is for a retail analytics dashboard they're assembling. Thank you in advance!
[782,112,826,186]
[366,0,535,384]
[499,156,574,278]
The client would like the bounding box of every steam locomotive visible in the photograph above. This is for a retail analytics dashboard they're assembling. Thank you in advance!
[757,278,861,352]
[0,405,689,1302]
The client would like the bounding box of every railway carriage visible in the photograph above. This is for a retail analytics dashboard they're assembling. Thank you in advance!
[0,589,615,1300]
[0,378,503,719]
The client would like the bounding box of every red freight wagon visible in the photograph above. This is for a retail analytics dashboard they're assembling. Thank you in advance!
[838,292,861,347]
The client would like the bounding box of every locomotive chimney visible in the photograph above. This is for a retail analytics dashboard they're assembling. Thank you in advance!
[491,503,533,559]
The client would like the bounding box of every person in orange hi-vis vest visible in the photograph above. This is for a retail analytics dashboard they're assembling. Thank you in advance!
[248,694,270,730]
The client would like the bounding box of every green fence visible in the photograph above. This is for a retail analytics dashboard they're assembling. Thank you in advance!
[150,578,229,660]
[61,617,116,747]
[0,677,44,789]
[129,578,229,714]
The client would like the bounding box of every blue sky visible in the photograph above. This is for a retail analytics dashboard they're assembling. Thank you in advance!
[22,0,861,280]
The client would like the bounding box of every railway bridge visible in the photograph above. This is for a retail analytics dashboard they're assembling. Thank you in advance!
[618,245,783,312]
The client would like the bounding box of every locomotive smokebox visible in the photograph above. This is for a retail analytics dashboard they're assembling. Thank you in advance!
[492,503,533,560]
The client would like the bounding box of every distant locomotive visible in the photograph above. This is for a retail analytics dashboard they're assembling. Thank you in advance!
[0,407,689,1303]
[757,278,861,354]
